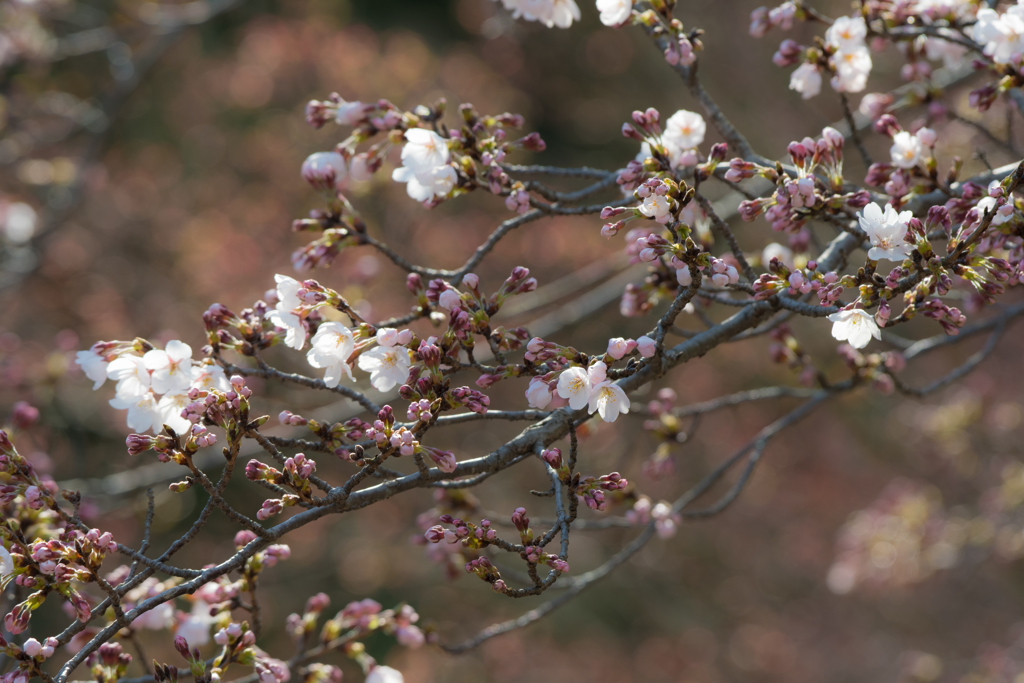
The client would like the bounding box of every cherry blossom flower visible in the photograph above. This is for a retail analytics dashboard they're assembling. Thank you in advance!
[824,16,867,52]
[143,341,194,395]
[400,129,450,171]
[596,0,632,26]
[974,6,1024,65]
[365,667,404,683]
[890,130,922,169]
[391,129,458,201]
[859,202,913,262]
[789,63,822,99]
[831,47,871,93]
[526,376,553,409]
[132,602,175,631]
[157,393,192,436]
[176,600,215,647]
[827,309,881,349]
[266,274,306,350]
[273,273,303,310]
[392,163,457,202]
[588,380,631,422]
[357,345,411,392]
[301,152,347,192]
[975,196,1015,226]
[190,362,231,393]
[375,327,411,347]
[109,391,161,433]
[498,0,580,28]
[76,347,110,390]
[663,110,706,151]
[638,194,671,223]
[333,98,366,126]
[306,322,355,387]
[556,366,591,410]
[0,545,13,582]
[106,355,151,400]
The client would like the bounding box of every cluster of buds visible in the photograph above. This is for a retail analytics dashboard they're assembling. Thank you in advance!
[603,176,696,238]
[576,472,629,511]
[736,129,870,232]
[448,386,490,415]
[319,598,426,650]
[245,452,317,515]
[89,642,133,683]
[522,546,569,573]
[406,399,434,423]
[641,389,687,479]
[286,593,331,640]
[424,515,497,549]
[464,557,505,592]
[748,2,798,37]
[363,406,404,454]
[767,324,819,387]
[209,621,257,672]
[626,498,682,539]
[753,257,847,306]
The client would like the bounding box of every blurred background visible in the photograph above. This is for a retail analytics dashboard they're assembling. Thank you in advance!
[3,0,1024,681]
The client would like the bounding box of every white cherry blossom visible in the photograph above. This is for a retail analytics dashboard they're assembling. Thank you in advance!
[334,99,366,126]
[392,163,457,202]
[266,308,306,351]
[133,602,175,631]
[157,393,192,436]
[596,0,632,26]
[827,309,881,349]
[638,194,671,223]
[889,130,922,169]
[109,391,161,433]
[306,322,355,388]
[859,202,913,262]
[588,381,631,422]
[825,16,867,52]
[974,6,1024,65]
[789,63,822,99]
[556,366,591,410]
[0,545,13,582]
[190,362,231,393]
[76,348,110,390]
[273,274,303,310]
[831,47,871,93]
[357,345,412,392]
[975,196,1015,227]
[143,340,194,395]
[526,377,553,409]
[176,600,215,647]
[365,667,404,683]
[399,129,449,173]
[266,274,307,350]
[663,110,706,151]
[107,355,151,400]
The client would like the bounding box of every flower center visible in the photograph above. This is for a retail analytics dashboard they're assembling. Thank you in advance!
[382,353,396,370]
[569,378,585,393]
